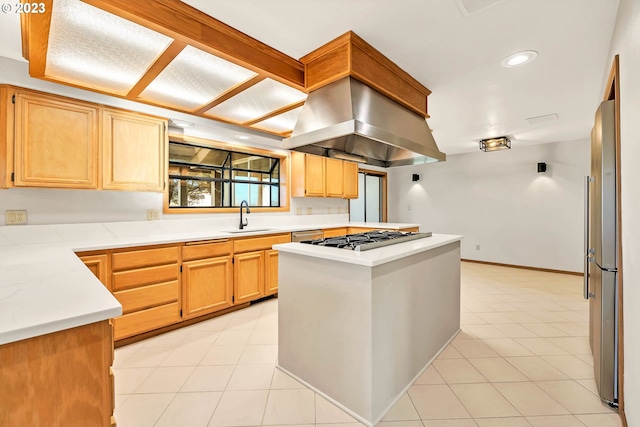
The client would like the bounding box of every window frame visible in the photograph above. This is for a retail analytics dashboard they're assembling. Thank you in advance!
[164,134,290,214]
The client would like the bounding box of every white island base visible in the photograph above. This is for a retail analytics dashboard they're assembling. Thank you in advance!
[275,235,462,425]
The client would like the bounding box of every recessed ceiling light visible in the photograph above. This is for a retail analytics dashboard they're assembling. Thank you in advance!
[501,50,538,68]
[237,135,250,140]
[170,119,194,128]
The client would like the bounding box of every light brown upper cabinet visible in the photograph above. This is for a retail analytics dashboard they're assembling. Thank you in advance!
[2,85,168,193]
[343,161,359,198]
[14,91,99,189]
[102,109,167,192]
[291,151,326,197]
[291,151,358,199]
[325,157,344,197]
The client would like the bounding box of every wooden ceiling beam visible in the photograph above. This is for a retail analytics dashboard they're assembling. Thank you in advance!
[243,100,305,127]
[127,40,187,99]
[80,0,305,90]
[193,75,266,115]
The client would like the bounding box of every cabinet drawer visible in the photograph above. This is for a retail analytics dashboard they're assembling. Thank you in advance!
[112,264,178,291]
[182,240,232,261]
[323,227,349,238]
[112,246,178,271]
[113,280,178,314]
[233,233,291,253]
[113,302,180,340]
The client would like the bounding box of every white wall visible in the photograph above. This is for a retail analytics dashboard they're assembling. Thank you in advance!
[0,188,349,225]
[387,139,589,272]
[604,0,640,423]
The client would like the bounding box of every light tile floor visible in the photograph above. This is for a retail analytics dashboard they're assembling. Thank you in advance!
[113,262,623,427]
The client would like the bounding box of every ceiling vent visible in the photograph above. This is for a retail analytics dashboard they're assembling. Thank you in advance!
[525,113,559,125]
[457,0,504,17]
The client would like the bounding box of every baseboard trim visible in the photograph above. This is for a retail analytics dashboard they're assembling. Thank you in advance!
[461,259,582,276]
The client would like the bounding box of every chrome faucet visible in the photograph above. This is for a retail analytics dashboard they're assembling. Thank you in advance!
[239,200,251,229]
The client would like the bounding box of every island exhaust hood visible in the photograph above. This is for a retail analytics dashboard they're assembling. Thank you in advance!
[282,77,446,167]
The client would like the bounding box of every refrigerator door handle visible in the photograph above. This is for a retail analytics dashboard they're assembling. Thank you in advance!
[584,176,594,300]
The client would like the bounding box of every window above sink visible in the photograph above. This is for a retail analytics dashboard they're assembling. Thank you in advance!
[165,136,289,214]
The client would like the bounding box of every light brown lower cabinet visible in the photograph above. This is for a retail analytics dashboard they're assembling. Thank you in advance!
[233,233,291,303]
[0,320,115,427]
[265,249,279,296]
[78,252,110,290]
[234,250,265,304]
[323,227,349,238]
[110,245,180,340]
[182,256,233,319]
[75,234,292,342]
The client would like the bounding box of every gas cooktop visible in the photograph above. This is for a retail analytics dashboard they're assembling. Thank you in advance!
[300,230,433,251]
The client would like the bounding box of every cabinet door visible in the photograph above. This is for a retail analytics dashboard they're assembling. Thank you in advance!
[234,251,265,304]
[325,158,344,197]
[343,161,359,199]
[182,256,233,319]
[79,253,110,290]
[265,249,279,295]
[305,154,325,197]
[14,92,99,188]
[102,109,166,192]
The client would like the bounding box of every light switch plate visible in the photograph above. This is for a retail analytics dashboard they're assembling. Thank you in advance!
[147,209,160,220]
[5,210,28,225]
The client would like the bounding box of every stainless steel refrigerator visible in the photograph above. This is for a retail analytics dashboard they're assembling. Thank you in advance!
[584,99,618,406]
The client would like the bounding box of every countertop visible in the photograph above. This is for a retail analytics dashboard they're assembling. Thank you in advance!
[0,216,419,345]
[274,233,463,267]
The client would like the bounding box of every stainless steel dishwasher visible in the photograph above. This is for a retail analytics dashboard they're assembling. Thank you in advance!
[291,229,323,242]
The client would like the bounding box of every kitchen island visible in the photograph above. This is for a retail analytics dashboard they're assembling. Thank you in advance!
[274,233,463,426]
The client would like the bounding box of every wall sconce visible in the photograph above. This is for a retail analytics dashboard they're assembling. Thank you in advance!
[412,174,420,182]
[480,136,511,152]
[537,162,547,173]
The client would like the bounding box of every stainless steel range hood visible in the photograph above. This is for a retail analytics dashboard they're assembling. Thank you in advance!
[282,77,445,167]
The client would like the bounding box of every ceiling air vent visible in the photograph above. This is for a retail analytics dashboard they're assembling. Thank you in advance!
[525,113,559,125]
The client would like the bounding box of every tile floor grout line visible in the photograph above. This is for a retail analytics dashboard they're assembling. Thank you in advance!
[113,268,621,427]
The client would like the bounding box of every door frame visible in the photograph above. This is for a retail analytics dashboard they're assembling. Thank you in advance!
[349,168,388,222]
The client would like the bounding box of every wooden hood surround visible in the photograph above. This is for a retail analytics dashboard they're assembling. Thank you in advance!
[20,0,431,136]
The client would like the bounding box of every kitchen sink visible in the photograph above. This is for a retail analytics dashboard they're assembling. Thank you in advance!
[222,228,275,234]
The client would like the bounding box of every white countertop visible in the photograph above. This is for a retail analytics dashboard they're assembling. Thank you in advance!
[273,234,463,267]
[0,217,419,345]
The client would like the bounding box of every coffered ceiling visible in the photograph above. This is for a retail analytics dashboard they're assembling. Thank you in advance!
[0,0,621,154]
[19,0,309,137]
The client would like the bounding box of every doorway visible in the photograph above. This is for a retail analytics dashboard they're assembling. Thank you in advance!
[349,169,387,222]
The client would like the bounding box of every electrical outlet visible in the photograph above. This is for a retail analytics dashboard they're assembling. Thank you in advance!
[408,203,412,211]
[5,210,28,225]
[147,209,160,221]
[296,207,302,215]
[476,245,480,251]
[307,207,313,215]
[328,207,332,214]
